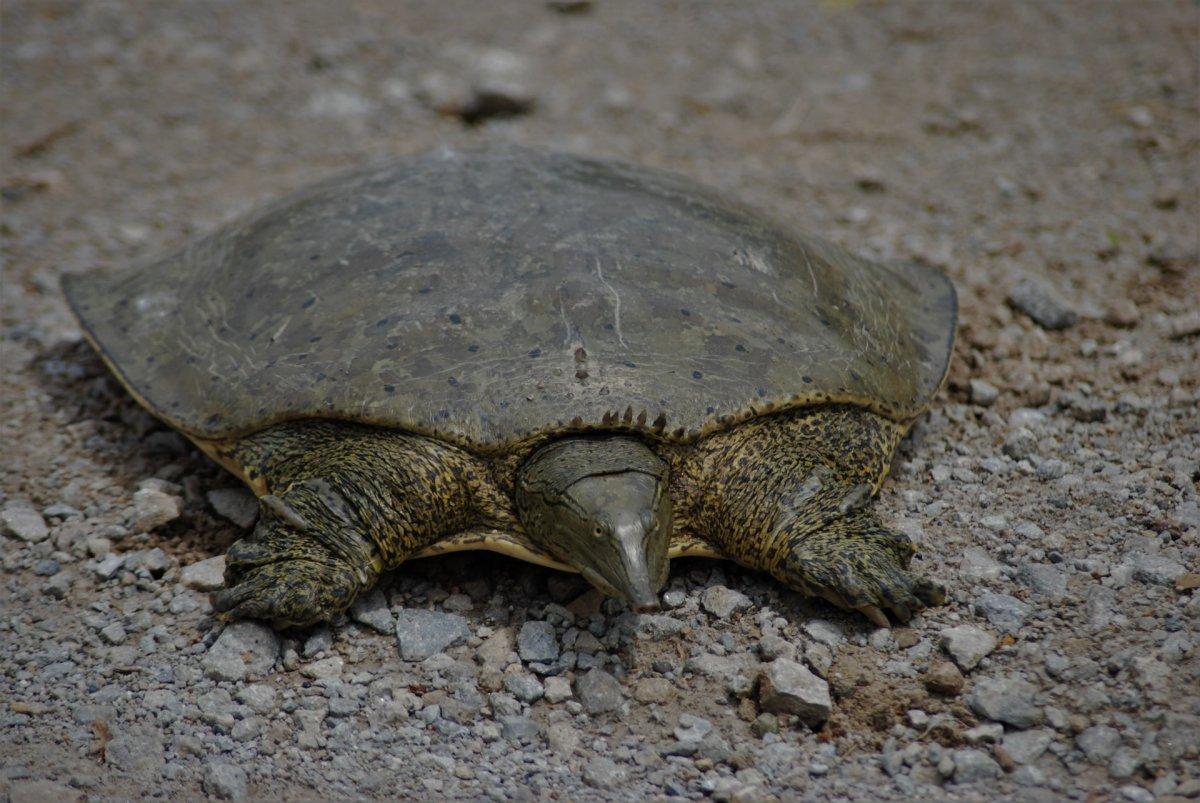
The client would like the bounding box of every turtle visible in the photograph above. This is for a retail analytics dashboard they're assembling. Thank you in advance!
[63,144,956,629]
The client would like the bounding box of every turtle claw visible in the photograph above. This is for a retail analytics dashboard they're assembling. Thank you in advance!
[212,557,360,629]
[780,516,945,627]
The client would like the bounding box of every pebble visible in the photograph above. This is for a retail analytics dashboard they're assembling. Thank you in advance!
[923,661,965,695]
[94,553,125,580]
[202,761,249,801]
[1130,554,1185,586]
[1002,728,1053,764]
[180,555,226,591]
[974,593,1031,634]
[940,625,997,671]
[1006,278,1078,330]
[394,608,470,661]
[206,488,259,529]
[574,668,624,714]
[498,715,540,741]
[203,621,280,681]
[1076,724,1121,763]
[517,620,559,662]
[476,627,516,668]
[300,656,343,679]
[503,671,544,703]
[634,677,672,704]
[302,626,332,658]
[1,505,49,542]
[802,619,844,647]
[99,622,127,645]
[350,588,394,634]
[105,726,165,775]
[131,487,183,532]
[701,585,752,618]
[1017,563,1067,598]
[952,748,1003,783]
[583,756,628,789]
[757,659,831,727]
[969,378,999,407]
[543,675,572,704]
[968,676,1042,728]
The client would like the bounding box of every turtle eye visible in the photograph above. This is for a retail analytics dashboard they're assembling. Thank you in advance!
[593,525,609,539]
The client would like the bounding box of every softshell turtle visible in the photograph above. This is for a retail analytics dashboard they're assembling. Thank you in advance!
[64,145,956,628]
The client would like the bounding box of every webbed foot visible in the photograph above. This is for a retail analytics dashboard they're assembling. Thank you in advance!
[774,512,945,627]
[212,522,375,628]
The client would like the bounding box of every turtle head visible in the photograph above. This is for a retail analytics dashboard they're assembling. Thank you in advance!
[516,437,671,612]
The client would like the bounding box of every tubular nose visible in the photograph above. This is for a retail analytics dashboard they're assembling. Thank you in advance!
[617,525,662,612]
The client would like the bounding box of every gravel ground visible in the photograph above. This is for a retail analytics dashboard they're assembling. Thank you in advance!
[2,2,1198,801]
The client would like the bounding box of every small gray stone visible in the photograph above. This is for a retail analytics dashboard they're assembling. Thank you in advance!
[350,588,393,634]
[504,671,544,703]
[395,609,470,661]
[1130,554,1185,586]
[1,505,49,542]
[802,619,844,647]
[236,684,277,714]
[517,620,559,662]
[498,715,540,741]
[206,488,259,529]
[476,627,516,668]
[94,553,125,579]
[757,659,831,727]
[1076,724,1121,763]
[575,668,624,714]
[674,713,713,744]
[974,593,1030,634]
[940,625,997,671]
[1002,728,1053,764]
[1007,278,1078,330]
[300,656,343,679]
[543,675,572,704]
[968,676,1042,729]
[635,614,685,638]
[1018,563,1067,598]
[99,622,127,645]
[583,756,628,789]
[105,726,165,776]
[701,585,752,618]
[952,748,1003,783]
[180,555,226,591]
[969,378,1000,407]
[203,621,280,681]
[302,626,333,658]
[1003,429,1038,460]
[203,762,248,801]
[131,487,183,533]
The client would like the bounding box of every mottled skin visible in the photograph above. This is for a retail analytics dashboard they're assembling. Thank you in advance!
[211,404,943,628]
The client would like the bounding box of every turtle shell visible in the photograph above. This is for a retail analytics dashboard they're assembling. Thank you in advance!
[63,145,956,450]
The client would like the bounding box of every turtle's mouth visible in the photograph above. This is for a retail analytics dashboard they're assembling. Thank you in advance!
[579,560,663,614]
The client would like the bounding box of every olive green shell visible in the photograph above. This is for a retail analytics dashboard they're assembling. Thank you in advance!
[63,145,956,450]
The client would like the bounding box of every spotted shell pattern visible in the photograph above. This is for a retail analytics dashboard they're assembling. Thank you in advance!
[64,145,956,450]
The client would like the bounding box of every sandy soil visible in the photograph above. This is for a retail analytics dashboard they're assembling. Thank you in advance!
[2,2,1198,801]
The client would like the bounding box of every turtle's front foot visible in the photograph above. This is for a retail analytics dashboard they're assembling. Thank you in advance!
[773,512,944,627]
[212,532,372,629]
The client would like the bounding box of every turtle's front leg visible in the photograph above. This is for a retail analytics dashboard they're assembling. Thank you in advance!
[761,508,944,627]
[211,424,486,628]
[679,407,945,626]
[212,483,382,628]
